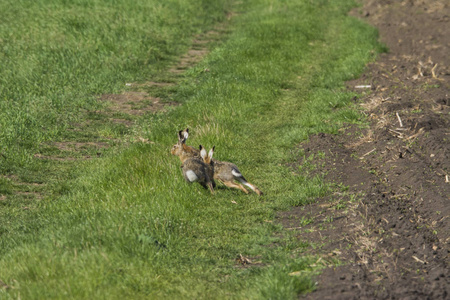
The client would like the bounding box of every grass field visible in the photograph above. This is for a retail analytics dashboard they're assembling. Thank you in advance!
[0,0,383,298]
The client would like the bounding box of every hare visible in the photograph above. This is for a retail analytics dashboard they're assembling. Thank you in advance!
[178,128,263,196]
[171,131,215,194]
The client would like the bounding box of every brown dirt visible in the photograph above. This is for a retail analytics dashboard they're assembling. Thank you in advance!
[169,24,228,74]
[99,91,179,117]
[279,0,449,299]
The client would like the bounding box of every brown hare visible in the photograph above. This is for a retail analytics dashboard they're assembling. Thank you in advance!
[171,131,215,194]
[177,128,263,196]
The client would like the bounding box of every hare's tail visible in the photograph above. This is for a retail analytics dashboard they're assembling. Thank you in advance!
[232,168,263,196]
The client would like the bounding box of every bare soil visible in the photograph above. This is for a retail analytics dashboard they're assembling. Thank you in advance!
[279,0,449,299]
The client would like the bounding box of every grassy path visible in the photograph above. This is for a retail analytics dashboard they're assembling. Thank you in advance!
[0,0,383,298]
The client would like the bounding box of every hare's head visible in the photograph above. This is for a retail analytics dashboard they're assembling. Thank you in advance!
[170,129,188,156]
[171,129,198,162]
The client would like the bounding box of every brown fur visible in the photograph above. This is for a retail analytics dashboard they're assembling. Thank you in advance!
[178,128,263,196]
[171,130,214,194]
[200,145,215,188]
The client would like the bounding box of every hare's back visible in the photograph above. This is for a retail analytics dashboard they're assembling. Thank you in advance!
[214,161,242,181]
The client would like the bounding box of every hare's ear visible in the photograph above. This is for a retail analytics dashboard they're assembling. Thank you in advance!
[182,128,189,141]
[199,145,207,159]
[208,146,215,161]
[178,130,187,144]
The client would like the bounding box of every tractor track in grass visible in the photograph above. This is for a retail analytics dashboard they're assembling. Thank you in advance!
[0,22,230,202]
[98,25,229,127]
[280,0,449,299]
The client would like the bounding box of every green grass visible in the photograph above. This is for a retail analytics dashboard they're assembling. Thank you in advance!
[0,0,232,173]
[0,0,384,298]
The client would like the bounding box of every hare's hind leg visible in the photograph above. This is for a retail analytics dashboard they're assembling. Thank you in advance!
[230,168,262,195]
[235,177,263,196]
[219,179,249,194]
